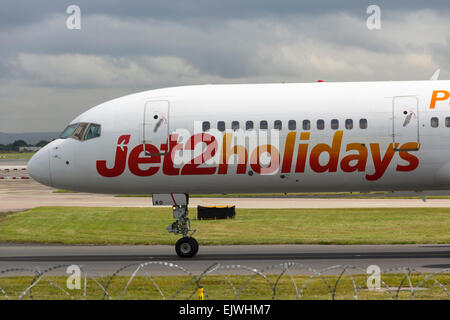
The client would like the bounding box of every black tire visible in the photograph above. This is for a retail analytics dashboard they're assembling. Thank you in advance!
[175,237,199,258]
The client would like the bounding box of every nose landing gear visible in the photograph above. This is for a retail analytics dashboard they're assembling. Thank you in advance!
[152,193,198,258]
[167,204,198,258]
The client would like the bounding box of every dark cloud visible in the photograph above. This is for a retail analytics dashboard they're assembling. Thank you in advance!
[1,0,449,29]
[0,1,449,132]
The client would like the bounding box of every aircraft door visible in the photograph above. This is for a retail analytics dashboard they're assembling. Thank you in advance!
[142,100,169,153]
[392,96,420,151]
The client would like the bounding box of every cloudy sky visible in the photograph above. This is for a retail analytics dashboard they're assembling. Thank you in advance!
[1,0,449,133]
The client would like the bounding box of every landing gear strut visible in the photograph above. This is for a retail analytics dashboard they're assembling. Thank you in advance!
[167,205,198,258]
[152,194,198,258]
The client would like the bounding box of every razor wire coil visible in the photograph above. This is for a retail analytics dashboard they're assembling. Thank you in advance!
[0,262,449,300]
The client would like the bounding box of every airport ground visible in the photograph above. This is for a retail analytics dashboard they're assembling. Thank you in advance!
[2,271,450,300]
[1,159,450,299]
[6,179,450,211]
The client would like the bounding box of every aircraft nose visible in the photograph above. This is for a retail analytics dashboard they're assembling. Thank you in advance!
[27,147,52,187]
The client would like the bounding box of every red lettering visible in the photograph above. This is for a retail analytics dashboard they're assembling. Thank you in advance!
[281,132,296,173]
[128,144,160,177]
[396,142,419,172]
[340,143,368,172]
[161,134,182,176]
[309,131,343,173]
[366,143,397,181]
[96,135,130,178]
[218,133,248,174]
[249,145,280,175]
[295,132,310,173]
[181,134,217,175]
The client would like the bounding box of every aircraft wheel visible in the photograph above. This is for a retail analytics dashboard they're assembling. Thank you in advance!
[175,237,199,258]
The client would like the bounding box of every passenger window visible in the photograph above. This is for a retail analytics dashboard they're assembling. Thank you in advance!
[246,121,254,130]
[359,118,368,129]
[72,123,89,140]
[202,121,210,132]
[446,117,450,127]
[431,117,439,128]
[218,121,225,132]
[260,120,268,130]
[274,120,282,130]
[317,119,324,130]
[59,124,77,139]
[232,121,240,131]
[345,119,353,130]
[303,120,310,130]
[288,120,296,131]
[331,119,339,130]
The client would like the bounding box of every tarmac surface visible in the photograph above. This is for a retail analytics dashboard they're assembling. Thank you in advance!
[0,244,449,276]
[3,180,450,211]
[0,160,28,166]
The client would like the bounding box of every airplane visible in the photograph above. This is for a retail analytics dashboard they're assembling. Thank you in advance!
[27,76,450,257]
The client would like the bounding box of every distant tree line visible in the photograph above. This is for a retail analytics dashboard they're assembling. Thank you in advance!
[0,140,49,152]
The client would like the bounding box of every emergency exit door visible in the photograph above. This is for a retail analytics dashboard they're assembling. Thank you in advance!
[392,96,419,151]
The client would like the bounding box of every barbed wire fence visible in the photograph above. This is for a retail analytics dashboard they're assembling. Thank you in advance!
[0,262,449,300]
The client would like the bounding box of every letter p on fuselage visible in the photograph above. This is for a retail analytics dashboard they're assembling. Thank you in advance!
[430,90,450,109]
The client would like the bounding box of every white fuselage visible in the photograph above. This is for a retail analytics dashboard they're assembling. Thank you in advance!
[28,81,450,194]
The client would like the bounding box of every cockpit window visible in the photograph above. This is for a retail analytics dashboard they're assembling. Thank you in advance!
[59,124,77,139]
[84,124,101,140]
[59,122,101,141]
[72,123,89,140]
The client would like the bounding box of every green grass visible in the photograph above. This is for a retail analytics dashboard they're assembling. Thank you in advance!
[0,207,450,245]
[0,152,34,160]
[1,273,449,300]
[53,190,80,193]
